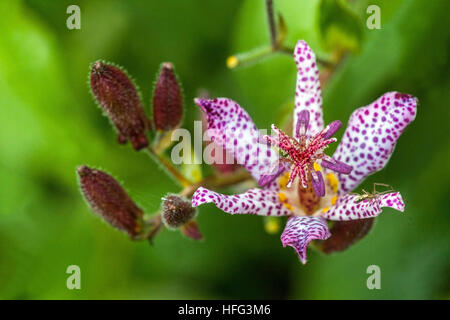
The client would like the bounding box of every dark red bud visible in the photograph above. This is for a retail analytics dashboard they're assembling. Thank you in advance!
[90,61,149,150]
[77,165,143,238]
[161,194,196,229]
[153,62,183,131]
[319,218,375,254]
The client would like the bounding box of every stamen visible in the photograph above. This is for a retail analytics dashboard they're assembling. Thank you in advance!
[313,163,321,172]
[321,158,353,174]
[310,166,325,197]
[321,207,330,213]
[296,109,310,139]
[258,162,288,187]
[326,173,339,194]
[331,195,338,205]
[265,110,351,198]
[322,120,342,140]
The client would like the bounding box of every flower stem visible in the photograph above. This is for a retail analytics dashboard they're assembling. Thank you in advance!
[180,168,253,198]
[227,0,334,69]
[145,146,193,187]
[279,45,334,68]
[141,168,253,242]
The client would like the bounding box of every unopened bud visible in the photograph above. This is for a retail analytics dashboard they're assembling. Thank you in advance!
[77,165,143,238]
[180,220,203,240]
[153,62,183,131]
[161,194,196,229]
[319,218,374,254]
[90,61,149,150]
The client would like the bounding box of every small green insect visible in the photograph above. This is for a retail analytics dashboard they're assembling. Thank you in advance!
[351,183,395,204]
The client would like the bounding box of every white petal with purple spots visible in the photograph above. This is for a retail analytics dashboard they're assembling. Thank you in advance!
[281,216,331,264]
[195,98,279,182]
[333,92,418,194]
[322,192,405,221]
[192,186,291,216]
[293,40,324,138]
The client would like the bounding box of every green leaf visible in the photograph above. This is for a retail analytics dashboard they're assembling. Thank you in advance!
[318,0,363,54]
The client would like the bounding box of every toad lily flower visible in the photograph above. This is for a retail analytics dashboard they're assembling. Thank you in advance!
[192,40,418,264]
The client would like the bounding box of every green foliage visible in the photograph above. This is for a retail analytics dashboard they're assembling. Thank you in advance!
[318,0,363,54]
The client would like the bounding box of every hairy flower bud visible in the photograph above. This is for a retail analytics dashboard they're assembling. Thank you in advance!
[161,194,196,229]
[77,165,143,238]
[153,62,183,131]
[90,61,150,150]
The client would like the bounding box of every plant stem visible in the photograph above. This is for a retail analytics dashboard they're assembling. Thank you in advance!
[145,146,193,187]
[180,168,253,198]
[279,45,334,68]
[142,168,253,241]
[265,0,277,49]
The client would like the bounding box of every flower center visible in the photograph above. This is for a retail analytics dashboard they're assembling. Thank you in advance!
[264,110,352,198]
[277,170,340,217]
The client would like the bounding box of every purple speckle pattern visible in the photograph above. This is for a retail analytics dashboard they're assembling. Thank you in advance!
[190,41,417,264]
[323,192,405,221]
[192,185,291,216]
[195,98,278,181]
[293,40,323,138]
[281,216,331,264]
[333,92,418,194]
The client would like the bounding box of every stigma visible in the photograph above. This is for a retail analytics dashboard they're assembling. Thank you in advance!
[264,110,352,198]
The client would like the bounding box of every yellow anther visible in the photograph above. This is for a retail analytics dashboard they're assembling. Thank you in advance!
[264,220,280,234]
[313,163,321,172]
[326,172,339,194]
[321,206,330,213]
[278,172,290,190]
[226,56,239,69]
[283,203,294,211]
[278,192,287,203]
[331,195,338,205]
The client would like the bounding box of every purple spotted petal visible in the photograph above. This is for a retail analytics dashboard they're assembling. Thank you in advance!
[293,40,324,138]
[333,92,418,194]
[195,98,279,182]
[192,186,291,216]
[281,216,331,264]
[322,192,405,221]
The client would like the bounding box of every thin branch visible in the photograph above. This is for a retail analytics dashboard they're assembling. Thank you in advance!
[265,0,277,49]
[180,168,253,198]
[145,146,193,187]
[279,45,335,68]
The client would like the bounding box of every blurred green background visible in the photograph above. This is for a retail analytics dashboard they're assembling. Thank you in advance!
[0,0,449,299]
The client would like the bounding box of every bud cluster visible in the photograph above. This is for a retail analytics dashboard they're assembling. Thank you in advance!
[90,60,184,150]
